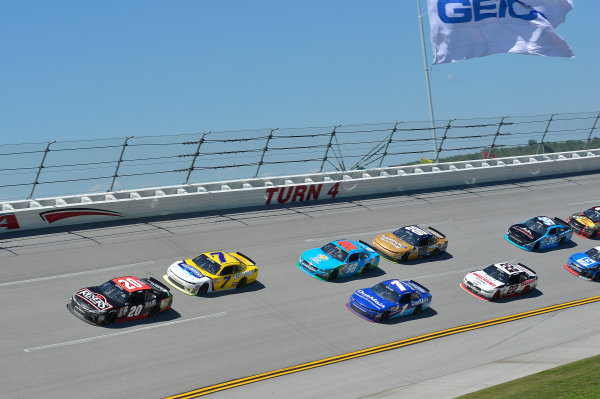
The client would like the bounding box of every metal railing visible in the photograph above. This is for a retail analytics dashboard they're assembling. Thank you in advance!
[0,110,598,202]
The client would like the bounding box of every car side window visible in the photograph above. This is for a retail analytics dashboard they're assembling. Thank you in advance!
[360,253,369,260]
[220,266,235,276]
[399,293,412,303]
[348,253,359,262]
[232,265,243,274]
[518,273,528,283]
[547,227,557,236]
[144,291,156,301]
[418,237,429,247]
[508,274,519,285]
[428,237,437,245]
[410,292,421,301]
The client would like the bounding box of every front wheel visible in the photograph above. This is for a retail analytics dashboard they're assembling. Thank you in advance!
[197,284,209,295]
[491,291,500,301]
[532,242,540,252]
[328,269,338,281]
[381,310,390,321]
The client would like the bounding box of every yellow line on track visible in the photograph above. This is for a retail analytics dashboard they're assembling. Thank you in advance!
[165,295,600,398]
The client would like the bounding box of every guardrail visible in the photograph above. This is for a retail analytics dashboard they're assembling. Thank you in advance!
[1,110,598,202]
[1,149,598,233]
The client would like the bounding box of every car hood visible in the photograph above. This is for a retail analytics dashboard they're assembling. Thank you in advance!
[573,216,596,228]
[569,253,600,270]
[374,233,410,252]
[169,260,207,282]
[350,288,392,311]
[301,248,344,271]
[464,271,503,291]
[509,224,536,243]
[73,286,120,312]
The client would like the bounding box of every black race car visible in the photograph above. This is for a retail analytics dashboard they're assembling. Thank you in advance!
[68,276,173,325]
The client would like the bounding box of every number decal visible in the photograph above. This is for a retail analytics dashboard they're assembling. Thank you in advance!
[210,252,227,263]
[390,280,406,291]
[499,263,519,273]
[506,285,518,295]
[337,240,357,251]
[579,257,596,266]
[117,277,143,290]
[219,275,232,289]
[127,304,143,318]
[327,183,340,198]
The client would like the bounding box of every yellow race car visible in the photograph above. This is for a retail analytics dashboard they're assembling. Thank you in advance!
[372,225,448,261]
[163,251,258,295]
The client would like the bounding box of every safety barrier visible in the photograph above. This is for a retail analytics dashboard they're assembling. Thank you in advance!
[1,149,598,233]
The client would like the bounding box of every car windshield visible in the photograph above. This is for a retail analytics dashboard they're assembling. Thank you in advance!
[523,219,550,237]
[392,228,419,246]
[191,254,222,275]
[585,248,600,262]
[320,243,348,262]
[371,282,401,303]
[482,265,510,284]
[583,208,600,223]
[97,281,128,303]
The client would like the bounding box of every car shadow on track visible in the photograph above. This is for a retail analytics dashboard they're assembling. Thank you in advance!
[198,281,266,299]
[381,251,454,265]
[101,308,183,329]
[379,307,438,325]
[328,267,388,283]
[493,288,544,303]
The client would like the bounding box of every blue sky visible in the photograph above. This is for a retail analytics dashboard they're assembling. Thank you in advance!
[1,0,597,143]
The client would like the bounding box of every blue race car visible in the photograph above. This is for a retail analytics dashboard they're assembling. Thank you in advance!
[505,216,572,251]
[297,239,380,281]
[346,279,432,322]
[565,246,600,281]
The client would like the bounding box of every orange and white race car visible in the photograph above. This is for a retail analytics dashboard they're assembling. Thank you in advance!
[372,225,448,261]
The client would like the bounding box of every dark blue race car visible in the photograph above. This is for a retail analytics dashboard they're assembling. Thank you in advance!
[346,279,432,322]
[505,216,572,251]
[565,246,600,281]
[297,239,380,281]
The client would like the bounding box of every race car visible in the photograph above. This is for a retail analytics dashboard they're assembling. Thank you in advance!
[68,276,173,325]
[505,216,572,251]
[564,246,600,281]
[164,251,258,295]
[567,206,600,238]
[372,225,448,261]
[461,261,538,301]
[346,279,432,322]
[297,239,380,281]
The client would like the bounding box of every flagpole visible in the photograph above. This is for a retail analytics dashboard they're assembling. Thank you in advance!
[416,0,438,159]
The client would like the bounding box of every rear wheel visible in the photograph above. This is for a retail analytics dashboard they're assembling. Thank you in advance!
[236,278,247,290]
[148,306,159,318]
[558,238,565,246]
[197,284,209,295]
[432,249,440,257]
[521,285,530,295]
[328,269,338,281]
[414,304,423,314]
[361,264,371,274]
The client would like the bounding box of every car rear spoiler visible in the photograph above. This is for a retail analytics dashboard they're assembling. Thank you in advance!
[235,252,256,265]
[517,263,537,275]
[409,280,430,292]
[147,277,171,292]
[427,227,446,238]
[358,240,378,252]
[554,217,569,226]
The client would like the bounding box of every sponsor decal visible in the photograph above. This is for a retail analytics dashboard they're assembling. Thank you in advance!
[406,225,429,236]
[537,216,555,226]
[310,254,329,264]
[76,288,114,310]
[178,262,204,278]
[39,208,122,224]
[473,272,496,287]
[577,257,596,267]
[265,183,340,205]
[514,226,533,239]
[356,290,386,309]
[0,213,20,230]
[378,235,407,249]
[234,269,256,279]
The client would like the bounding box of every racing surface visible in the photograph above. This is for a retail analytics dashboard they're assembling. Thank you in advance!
[2,172,600,399]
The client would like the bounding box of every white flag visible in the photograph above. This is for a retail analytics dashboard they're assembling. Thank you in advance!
[428,0,575,64]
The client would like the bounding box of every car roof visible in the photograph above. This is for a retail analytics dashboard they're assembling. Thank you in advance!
[201,251,242,267]
[330,239,364,253]
[401,225,433,238]
[111,276,151,293]
[383,279,417,294]
[491,262,525,275]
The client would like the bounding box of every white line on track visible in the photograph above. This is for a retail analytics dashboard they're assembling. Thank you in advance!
[567,200,599,206]
[0,261,154,287]
[24,312,226,352]
[304,220,453,242]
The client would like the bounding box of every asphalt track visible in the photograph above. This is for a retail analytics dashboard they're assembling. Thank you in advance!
[1,172,600,399]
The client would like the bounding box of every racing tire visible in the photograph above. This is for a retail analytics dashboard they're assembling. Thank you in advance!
[532,242,540,252]
[328,269,338,281]
[381,310,390,321]
[148,306,159,318]
[432,249,440,257]
[491,291,501,301]
[361,264,371,274]
[521,285,530,295]
[197,284,209,296]
[105,312,117,324]
[236,278,247,290]
[414,305,423,314]
[558,238,565,246]
[400,253,409,262]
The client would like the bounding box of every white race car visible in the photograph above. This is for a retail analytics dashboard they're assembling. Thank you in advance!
[461,261,538,301]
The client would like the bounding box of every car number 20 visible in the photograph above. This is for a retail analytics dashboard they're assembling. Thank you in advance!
[126,305,144,318]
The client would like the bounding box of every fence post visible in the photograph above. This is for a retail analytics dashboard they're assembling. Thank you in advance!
[254,128,278,178]
[584,112,600,150]
[319,125,340,173]
[485,116,508,159]
[536,113,556,154]
[434,119,455,163]
[377,122,400,168]
[28,140,55,199]
[185,132,210,184]
[109,136,133,192]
